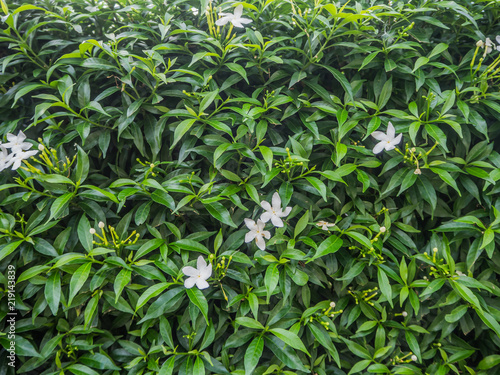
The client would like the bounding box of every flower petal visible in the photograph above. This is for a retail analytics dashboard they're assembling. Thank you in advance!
[197,256,207,270]
[200,262,212,279]
[271,215,284,227]
[271,192,281,211]
[11,158,22,170]
[196,278,210,290]
[255,235,266,250]
[182,266,199,277]
[280,206,292,217]
[263,230,271,239]
[392,133,402,145]
[372,142,386,155]
[231,19,244,28]
[256,219,266,231]
[233,4,243,17]
[371,131,388,141]
[386,122,395,139]
[260,211,272,223]
[261,200,272,212]
[245,230,257,243]
[215,15,231,26]
[184,277,197,289]
[238,17,252,24]
[244,218,257,230]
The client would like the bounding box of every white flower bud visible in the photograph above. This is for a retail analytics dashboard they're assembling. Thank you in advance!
[411,355,417,361]
[330,302,336,308]
[38,144,45,151]
[379,226,386,233]
[98,221,105,229]
[402,311,408,317]
[89,228,96,234]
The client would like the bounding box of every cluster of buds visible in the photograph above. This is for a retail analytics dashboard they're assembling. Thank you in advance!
[322,301,343,319]
[136,158,157,178]
[349,287,379,306]
[213,254,232,280]
[275,147,312,180]
[390,352,418,365]
[25,140,76,175]
[90,221,139,250]
[395,141,439,175]
[423,247,453,278]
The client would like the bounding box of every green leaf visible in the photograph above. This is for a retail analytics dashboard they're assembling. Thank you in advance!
[68,262,92,305]
[244,336,264,374]
[45,271,61,315]
[294,210,309,239]
[187,287,209,324]
[305,176,327,201]
[50,192,73,220]
[309,235,343,261]
[265,263,280,303]
[269,328,310,356]
[170,118,196,150]
[236,317,265,330]
[308,323,340,366]
[0,240,23,262]
[203,202,238,228]
[78,215,93,252]
[171,239,210,255]
[114,269,131,304]
[136,282,170,311]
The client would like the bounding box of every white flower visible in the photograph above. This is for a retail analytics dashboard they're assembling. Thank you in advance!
[215,4,252,28]
[0,146,13,172]
[182,255,212,290]
[317,221,335,231]
[371,122,402,154]
[3,131,33,154]
[260,192,292,227]
[9,150,38,170]
[244,218,271,251]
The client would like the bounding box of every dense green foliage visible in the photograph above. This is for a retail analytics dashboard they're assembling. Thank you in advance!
[1,0,500,374]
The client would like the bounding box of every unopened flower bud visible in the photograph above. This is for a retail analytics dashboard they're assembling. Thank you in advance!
[98,221,105,229]
[89,228,96,234]
[38,144,45,151]
[402,311,408,317]
[330,302,336,308]
[379,226,386,233]
[411,355,417,361]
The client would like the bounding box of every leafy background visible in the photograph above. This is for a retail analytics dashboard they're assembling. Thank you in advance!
[1,0,500,374]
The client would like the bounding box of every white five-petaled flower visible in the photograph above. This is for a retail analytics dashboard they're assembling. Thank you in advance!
[215,4,252,28]
[9,150,38,170]
[1,131,38,172]
[244,218,271,251]
[477,38,494,55]
[0,146,13,172]
[371,122,402,154]
[182,255,212,290]
[3,131,33,154]
[317,221,335,231]
[260,192,292,228]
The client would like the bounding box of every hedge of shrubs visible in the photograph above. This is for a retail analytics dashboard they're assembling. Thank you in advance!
[1,0,500,374]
